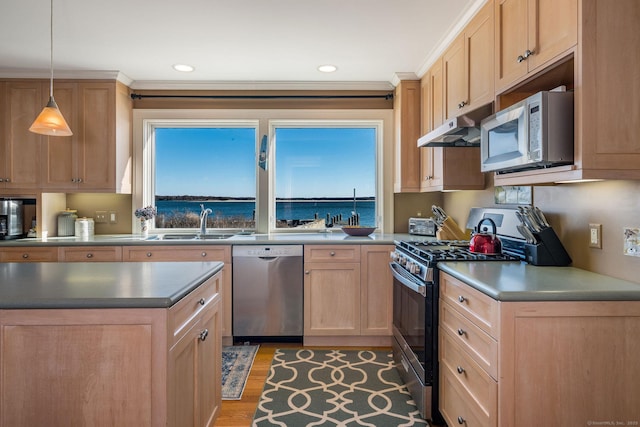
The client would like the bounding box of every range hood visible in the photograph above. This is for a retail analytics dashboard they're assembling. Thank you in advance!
[417,103,493,148]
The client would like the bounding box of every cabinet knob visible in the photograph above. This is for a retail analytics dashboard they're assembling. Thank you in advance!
[77,178,83,183]
[457,101,467,109]
[4,178,9,183]
[305,270,310,275]
[146,252,153,257]
[330,251,336,256]
[199,329,209,341]
[457,366,465,374]
[201,252,207,257]
[523,49,534,59]
[71,178,76,183]
[86,253,94,258]
[517,54,525,63]
[425,175,433,180]
[0,178,3,182]
[22,253,29,259]
[457,328,466,336]
[458,295,466,303]
[199,298,206,306]
[457,416,466,425]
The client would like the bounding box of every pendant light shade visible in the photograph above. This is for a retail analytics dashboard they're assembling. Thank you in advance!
[29,0,72,137]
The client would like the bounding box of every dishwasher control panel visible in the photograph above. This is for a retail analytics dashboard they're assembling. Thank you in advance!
[232,245,303,257]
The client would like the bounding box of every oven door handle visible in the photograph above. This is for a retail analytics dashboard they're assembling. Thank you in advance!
[390,262,427,297]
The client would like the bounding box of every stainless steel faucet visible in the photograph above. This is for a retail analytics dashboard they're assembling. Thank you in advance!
[199,204,212,237]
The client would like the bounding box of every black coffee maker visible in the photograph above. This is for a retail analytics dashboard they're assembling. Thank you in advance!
[0,199,24,240]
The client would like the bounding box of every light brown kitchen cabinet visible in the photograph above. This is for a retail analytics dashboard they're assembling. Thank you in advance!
[304,245,393,345]
[439,271,640,427]
[393,80,422,193]
[168,274,222,427]
[494,0,640,184]
[495,0,577,92]
[0,246,58,262]
[0,271,221,427]
[360,245,394,335]
[0,81,43,189]
[304,245,361,336]
[443,0,494,119]
[122,245,233,342]
[58,245,123,262]
[420,58,485,192]
[40,81,132,193]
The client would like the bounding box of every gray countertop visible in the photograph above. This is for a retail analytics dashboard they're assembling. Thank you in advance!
[0,261,223,309]
[438,261,640,301]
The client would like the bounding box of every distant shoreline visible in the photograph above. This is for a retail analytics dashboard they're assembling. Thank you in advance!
[156,196,375,202]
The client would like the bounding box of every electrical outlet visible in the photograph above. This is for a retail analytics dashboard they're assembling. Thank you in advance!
[589,223,602,249]
[109,211,118,224]
[95,211,108,224]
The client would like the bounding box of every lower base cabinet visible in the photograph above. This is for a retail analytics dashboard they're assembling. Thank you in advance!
[0,272,222,427]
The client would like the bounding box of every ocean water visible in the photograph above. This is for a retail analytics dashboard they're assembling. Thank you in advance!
[155,200,376,226]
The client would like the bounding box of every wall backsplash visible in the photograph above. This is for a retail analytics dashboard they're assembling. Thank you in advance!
[65,193,133,234]
[440,180,640,283]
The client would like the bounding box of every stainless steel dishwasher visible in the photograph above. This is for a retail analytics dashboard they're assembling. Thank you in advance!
[232,245,303,340]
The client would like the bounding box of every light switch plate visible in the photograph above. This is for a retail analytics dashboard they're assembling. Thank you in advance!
[623,227,640,257]
[109,211,118,224]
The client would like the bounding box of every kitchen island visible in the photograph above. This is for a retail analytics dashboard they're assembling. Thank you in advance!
[0,261,223,427]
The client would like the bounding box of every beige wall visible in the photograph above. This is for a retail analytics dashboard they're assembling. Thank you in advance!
[435,180,640,283]
[65,193,132,235]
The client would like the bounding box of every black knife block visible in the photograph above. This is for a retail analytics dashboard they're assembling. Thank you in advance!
[524,227,572,266]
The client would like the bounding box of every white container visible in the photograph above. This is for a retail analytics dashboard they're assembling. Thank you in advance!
[75,217,94,240]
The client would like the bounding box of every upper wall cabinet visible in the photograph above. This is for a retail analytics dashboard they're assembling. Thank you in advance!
[444,0,495,119]
[394,80,422,193]
[495,0,577,92]
[494,0,640,185]
[0,81,43,190]
[41,81,132,193]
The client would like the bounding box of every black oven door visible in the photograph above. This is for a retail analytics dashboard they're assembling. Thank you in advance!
[390,262,435,385]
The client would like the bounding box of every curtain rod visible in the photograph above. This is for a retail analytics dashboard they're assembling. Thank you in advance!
[130,93,394,101]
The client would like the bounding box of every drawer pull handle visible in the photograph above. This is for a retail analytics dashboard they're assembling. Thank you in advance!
[457,328,466,336]
[22,253,29,259]
[199,298,206,306]
[201,252,207,257]
[330,251,336,256]
[199,329,209,341]
[86,253,94,258]
[457,416,466,425]
[456,366,465,374]
[146,252,153,257]
[458,295,466,303]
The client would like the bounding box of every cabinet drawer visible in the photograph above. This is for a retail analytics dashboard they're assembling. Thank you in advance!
[440,272,499,337]
[58,246,123,262]
[168,274,220,348]
[1,247,58,262]
[440,300,498,379]
[440,326,497,418]
[123,245,229,262]
[304,245,360,262]
[440,363,495,427]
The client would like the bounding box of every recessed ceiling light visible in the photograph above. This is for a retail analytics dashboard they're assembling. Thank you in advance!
[173,64,195,72]
[317,64,338,73]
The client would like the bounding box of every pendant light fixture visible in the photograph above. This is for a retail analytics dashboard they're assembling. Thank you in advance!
[29,0,73,136]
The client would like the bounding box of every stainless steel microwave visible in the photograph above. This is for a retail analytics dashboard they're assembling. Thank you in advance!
[480,91,574,173]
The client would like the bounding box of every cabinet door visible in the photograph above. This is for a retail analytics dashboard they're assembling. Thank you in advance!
[420,61,444,191]
[526,0,577,71]
[0,247,58,262]
[197,299,221,427]
[77,82,116,190]
[495,0,529,91]
[465,0,494,110]
[393,80,422,193]
[58,246,123,262]
[443,34,466,120]
[169,321,198,427]
[1,81,43,189]
[360,245,393,335]
[40,82,79,189]
[303,262,360,335]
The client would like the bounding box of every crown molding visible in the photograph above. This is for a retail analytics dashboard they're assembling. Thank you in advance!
[391,72,419,87]
[415,0,489,79]
[128,80,396,91]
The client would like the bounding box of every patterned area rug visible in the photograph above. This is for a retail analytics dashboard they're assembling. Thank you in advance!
[222,345,259,400]
[252,348,428,426]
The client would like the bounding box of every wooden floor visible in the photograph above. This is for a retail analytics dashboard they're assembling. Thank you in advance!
[214,343,391,427]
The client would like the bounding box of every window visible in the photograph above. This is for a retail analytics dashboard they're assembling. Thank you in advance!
[272,125,378,229]
[135,110,391,234]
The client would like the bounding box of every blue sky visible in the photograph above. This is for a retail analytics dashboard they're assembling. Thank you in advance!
[155,127,376,198]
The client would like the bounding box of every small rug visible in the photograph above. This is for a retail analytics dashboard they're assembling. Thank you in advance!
[252,348,428,426]
[222,345,259,400]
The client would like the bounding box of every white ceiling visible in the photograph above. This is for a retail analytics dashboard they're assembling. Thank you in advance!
[0,0,482,90]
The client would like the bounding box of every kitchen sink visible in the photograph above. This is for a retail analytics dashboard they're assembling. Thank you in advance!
[147,233,235,241]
